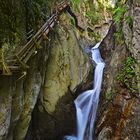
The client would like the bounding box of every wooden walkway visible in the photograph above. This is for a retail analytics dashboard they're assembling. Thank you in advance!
[0,1,80,75]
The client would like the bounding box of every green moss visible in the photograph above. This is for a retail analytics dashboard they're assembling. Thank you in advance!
[113,1,133,43]
[116,56,137,93]
[114,31,124,44]
[88,31,101,42]
[24,0,54,31]
[0,0,25,45]
[136,0,140,5]
[85,10,103,25]
[113,5,127,26]
[105,89,113,102]
[86,0,112,24]
[71,0,113,43]
[0,0,57,48]
[113,1,128,44]
[125,16,133,27]
[71,0,80,11]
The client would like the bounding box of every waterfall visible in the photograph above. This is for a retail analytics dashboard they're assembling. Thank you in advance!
[64,42,105,140]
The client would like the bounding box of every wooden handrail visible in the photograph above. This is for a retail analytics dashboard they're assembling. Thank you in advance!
[0,1,83,75]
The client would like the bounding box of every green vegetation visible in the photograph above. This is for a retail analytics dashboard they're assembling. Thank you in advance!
[0,0,56,74]
[125,15,133,29]
[85,10,103,25]
[116,56,137,93]
[0,47,11,75]
[105,89,113,101]
[71,0,80,11]
[0,0,57,47]
[87,30,101,42]
[136,0,140,5]
[114,31,124,44]
[86,0,112,25]
[112,0,134,43]
[113,3,133,29]
[0,0,24,45]
[25,0,53,31]
[71,0,113,42]
[113,5,127,26]
[113,3,127,43]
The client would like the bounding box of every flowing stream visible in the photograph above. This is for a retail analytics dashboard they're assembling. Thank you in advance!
[64,43,105,140]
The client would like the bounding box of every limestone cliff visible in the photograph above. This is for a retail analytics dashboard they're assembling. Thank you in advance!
[26,15,92,140]
[0,2,92,140]
[96,0,140,139]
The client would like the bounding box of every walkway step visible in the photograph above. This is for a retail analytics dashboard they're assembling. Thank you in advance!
[0,1,83,76]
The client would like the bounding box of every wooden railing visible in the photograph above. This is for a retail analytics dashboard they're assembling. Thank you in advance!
[0,1,81,75]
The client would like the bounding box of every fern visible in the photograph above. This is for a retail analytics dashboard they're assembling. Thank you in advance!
[71,0,80,11]
[113,6,127,25]
[116,56,137,92]
[125,16,133,29]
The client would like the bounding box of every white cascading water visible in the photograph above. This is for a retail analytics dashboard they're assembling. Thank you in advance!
[64,42,105,140]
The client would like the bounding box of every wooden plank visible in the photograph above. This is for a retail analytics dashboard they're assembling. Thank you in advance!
[0,59,16,63]
[23,47,36,63]
[18,43,34,61]
[8,66,19,70]
[16,15,56,58]
[0,1,70,75]
[15,3,64,57]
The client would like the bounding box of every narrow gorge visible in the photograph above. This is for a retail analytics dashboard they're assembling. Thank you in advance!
[0,0,140,140]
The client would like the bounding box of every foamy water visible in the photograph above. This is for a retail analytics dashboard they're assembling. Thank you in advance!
[64,43,105,140]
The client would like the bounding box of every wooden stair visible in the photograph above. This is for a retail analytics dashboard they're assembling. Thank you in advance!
[0,1,83,75]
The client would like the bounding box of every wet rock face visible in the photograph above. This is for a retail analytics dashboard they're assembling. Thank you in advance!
[123,0,140,62]
[26,14,92,140]
[96,24,129,140]
[121,99,140,140]
[96,0,140,139]
[132,1,140,61]
[0,35,90,140]
[0,12,92,140]
[0,77,12,140]
[0,0,26,44]
[0,53,44,140]
[28,91,76,140]
[42,26,91,114]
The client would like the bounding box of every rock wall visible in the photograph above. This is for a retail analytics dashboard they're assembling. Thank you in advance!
[0,42,47,140]
[0,11,92,140]
[25,14,92,140]
[96,0,140,139]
